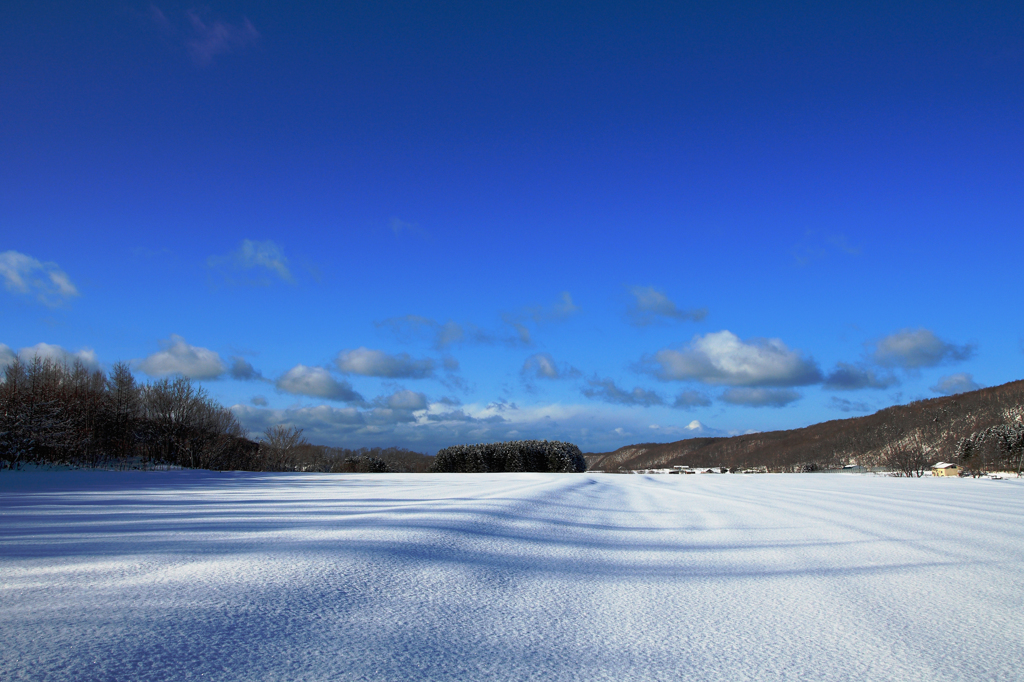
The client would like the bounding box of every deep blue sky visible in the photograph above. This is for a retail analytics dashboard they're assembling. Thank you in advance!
[3,1,1022,453]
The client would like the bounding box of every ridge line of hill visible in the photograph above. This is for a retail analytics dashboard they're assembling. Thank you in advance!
[583,379,1024,473]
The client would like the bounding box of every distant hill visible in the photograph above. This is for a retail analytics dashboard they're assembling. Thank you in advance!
[584,380,1024,472]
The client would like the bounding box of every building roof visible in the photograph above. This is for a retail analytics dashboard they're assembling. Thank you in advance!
[932,462,958,469]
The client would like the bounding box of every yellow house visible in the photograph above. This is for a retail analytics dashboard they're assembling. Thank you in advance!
[931,462,959,477]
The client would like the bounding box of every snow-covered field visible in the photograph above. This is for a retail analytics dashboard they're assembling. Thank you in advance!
[2,471,1022,681]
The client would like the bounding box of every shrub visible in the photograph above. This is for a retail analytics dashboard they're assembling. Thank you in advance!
[430,439,587,473]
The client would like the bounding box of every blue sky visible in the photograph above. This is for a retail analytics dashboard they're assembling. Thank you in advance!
[2,1,1022,453]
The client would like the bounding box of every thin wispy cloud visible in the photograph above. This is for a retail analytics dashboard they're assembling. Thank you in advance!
[823,362,898,391]
[0,250,79,306]
[502,292,579,345]
[582,377,664,407]
[672,390,712,408]
[376,315,494,349]
[147,5,260,66]
[626,286,706,326]
[185,9,260,66]
[830,396,873,413]
[389,217,429,239]
[208,239,293,285]
[720,387,801,407]
[521,353,581,381]
[792,230,862,266]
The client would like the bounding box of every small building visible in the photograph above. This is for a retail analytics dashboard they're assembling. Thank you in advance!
[931,462,959,477]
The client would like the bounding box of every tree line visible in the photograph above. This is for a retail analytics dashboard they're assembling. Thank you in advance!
[0,356,432,472]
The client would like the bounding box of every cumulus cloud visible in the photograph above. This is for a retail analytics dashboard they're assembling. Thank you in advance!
[672,390,712,408]
[276,365,364,403]
[17,342,100,370]
[233,398,723,455]
[581,378,664,407]
[931,373,983,396]
[871,329,975,369]
[0,344,15,368]
[250,395,269,407]
[830,396,873,413]
[0,251,79,306]
[335,347,435,379]
[642,330,822,387]
[208,239,292,285]
[720,387,801,407]
[626,286,706,326]
[0,342,98,370]
[137,335,226,379]
[228,357,263,381]
[231,404,366,442]
[823,362,898,391]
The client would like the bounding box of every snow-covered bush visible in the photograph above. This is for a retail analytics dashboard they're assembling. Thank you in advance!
[430,440,587,473]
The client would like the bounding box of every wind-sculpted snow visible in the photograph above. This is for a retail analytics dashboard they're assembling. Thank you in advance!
[431,439,587,472]
[1,472,1022,681]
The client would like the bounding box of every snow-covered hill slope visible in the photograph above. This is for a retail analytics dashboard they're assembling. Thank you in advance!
[1,471,1021,681]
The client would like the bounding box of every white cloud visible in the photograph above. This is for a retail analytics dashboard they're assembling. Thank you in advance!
[930,373,983,396]
[0,344,15,368]
[643,330,822,387]
[232,397,721,454]
[0,251,79,306]
[720,387,801,407]
[871,329,974,369]
[626,286,706,326]
[15,342,99,370]
[276,365,364,403]
[137,335,226,379]
[335,347,435,379]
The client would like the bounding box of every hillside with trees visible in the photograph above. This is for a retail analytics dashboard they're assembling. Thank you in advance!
[585,380,1024,475]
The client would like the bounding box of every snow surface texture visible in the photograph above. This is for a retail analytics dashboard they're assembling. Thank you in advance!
[1,472,1022,681]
